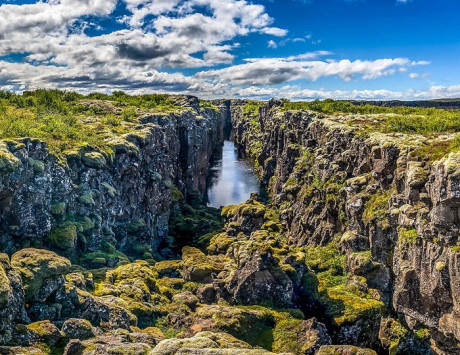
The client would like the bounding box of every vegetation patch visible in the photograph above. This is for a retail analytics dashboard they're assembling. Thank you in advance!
[399,228,418,244]
[304,242,384,325]
[362,189,394,225]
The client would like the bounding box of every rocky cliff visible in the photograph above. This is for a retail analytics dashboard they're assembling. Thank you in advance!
[230,99,460,353]
[0,96,224,258]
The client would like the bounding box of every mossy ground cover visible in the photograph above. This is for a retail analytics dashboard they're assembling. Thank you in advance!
[304,241,384,325]
[0,90,183,159]
[281,98,460,160]
[362,188,394,226]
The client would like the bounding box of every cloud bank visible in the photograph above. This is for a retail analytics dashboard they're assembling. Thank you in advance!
[0,0,450,100]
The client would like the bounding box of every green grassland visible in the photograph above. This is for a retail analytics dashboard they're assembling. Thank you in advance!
[0,90,182,159]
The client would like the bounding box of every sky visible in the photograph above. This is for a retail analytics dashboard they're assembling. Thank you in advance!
[0,0,459,100]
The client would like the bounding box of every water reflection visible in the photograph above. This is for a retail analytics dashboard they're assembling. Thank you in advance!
[207,141,260,208]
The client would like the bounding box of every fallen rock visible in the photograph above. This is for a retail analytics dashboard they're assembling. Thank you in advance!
[11,249,71,302]
[61,318,99,340]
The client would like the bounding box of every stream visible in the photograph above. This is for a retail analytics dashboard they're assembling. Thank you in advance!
[206,140,260,208]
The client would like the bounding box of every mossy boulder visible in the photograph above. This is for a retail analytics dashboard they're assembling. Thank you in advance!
[26,320,63,346]
[152,332,281,354]
[191,305,275,347]
[138,327,165,343]
[316,345,377,355]
[61,318,98,340]
[172,292,199,311]
[106,261,158,291]
[194,331,252,349]
[150,336,219,355]
[11,248,71,302]
[82,151,107,168]
[272,317,331,354]
[0,142,21,174]
[47,222,77,251]
[154,260,182,278]
[182,247,218,283]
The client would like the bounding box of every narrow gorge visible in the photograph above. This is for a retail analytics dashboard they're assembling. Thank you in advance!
[0,92,459,355]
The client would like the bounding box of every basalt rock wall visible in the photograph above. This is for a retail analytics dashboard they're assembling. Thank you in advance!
[0,97,225,256]
[230,99,460,353]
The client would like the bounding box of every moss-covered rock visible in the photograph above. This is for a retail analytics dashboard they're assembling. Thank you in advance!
[0,142,21,174]
[47,222,77,251]
[82,151,107,168]
[25,320,63,346]
[106,261,158,291]
[154,260,182,278]
[11,248,71,302]
[171,292,199,311]
[191,305,275,348]
[182,247,218,283]
[61,318,98,340]
[316,345,377,355]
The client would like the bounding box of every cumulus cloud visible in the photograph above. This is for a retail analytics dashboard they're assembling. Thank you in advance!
[229,85,460,101]
[0,0,287,92]
[196,55,426,85]
[0,0,438,100]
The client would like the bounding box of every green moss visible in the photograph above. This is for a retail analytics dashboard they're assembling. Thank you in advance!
[435,261,446,271]
[77,190,96,206]
[222,201,266,219]
[0,143,20,174]
[171,185,184,202]
[50,202,66,216]
[272,317,303,353]
[193,305,275,349]
[304,242,384,325]
[26,320,60,340]
[31,159,45,174]
[11,248,71,302]
[154,260,182,277]
[79,247,129,269]
[414,328,430,340]
[168,199,223,252]
[399,228,418,244]
[76,216,95,233]
[127,218,146,233]
[48,221,77,250]
[362,189,394,224]
[199,100,219,112]
[0,263,11,307]
[102,182,117,198]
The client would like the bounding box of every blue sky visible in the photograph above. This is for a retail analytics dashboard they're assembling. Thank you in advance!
[0,0,459,100]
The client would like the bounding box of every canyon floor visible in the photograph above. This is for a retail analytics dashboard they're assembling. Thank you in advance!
[1,91,460,354]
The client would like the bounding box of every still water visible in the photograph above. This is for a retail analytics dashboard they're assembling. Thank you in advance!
[207,141,260,208]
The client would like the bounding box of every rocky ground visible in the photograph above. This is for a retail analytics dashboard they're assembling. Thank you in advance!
[0,92,459,354]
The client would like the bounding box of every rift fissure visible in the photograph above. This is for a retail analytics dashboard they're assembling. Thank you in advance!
[0,92,459,354]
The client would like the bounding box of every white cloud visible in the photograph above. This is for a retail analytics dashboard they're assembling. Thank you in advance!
[229,85,460,101]
[0,0,442,102]
[267,40,277,48]
[196,55,423,85]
